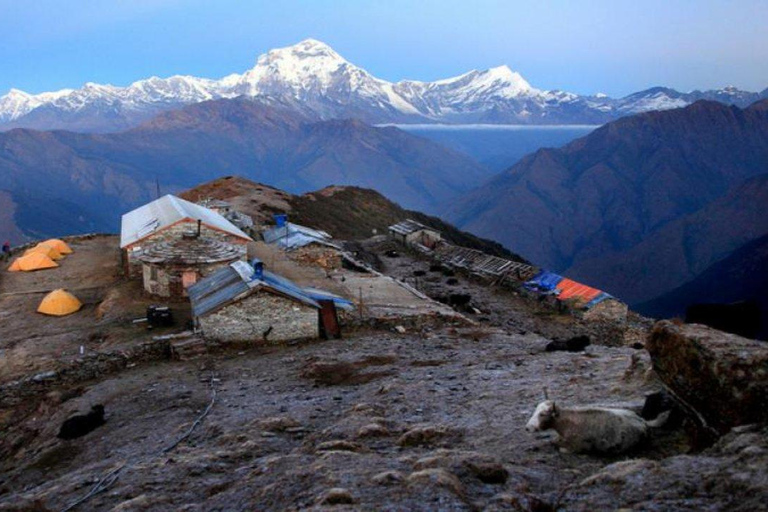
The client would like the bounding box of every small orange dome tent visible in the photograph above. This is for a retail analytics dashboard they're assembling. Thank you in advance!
[8,253,59,271]
[43,239,73,255]
[25,244,63,260]
[38,289,82,316]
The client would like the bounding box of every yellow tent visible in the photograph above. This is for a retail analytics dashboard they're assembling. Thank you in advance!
[25,244,63,260]
[8,253,59,271]
[38,289,82,316]
[43,239,73,255]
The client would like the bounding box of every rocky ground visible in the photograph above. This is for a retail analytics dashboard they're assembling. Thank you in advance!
[1,325,765,511]
[0,237,765,511]
[373,240,650,347]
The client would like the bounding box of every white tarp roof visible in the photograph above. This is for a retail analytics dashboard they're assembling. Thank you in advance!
[120,194,251,248]
[262,222,338,251]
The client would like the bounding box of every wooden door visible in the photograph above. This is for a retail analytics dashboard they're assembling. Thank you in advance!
[318,300,341,339]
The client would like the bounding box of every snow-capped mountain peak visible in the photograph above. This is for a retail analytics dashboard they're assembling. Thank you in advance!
[465,65,535,97]
[238,39,354,94]
[1,38,765,131]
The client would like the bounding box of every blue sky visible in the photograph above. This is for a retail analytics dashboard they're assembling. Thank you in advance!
[1,0,767,97]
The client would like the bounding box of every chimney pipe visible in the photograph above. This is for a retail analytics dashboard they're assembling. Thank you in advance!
[196,219,202,238]
[251,258,264,280]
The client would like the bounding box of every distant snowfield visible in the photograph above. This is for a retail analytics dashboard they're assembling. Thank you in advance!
[382,123,602,130]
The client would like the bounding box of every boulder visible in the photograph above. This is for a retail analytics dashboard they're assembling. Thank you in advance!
[647,321,768,433]
[315,488,355,505]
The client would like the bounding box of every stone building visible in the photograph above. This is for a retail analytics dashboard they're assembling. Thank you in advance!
[389,219,442,250]
[197,198,254,232]
[188,260,322,343]
[137,234,246,299]
[120,194,251,277]
[262,220,342,270]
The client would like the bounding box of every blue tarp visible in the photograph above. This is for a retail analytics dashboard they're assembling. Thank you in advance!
[523,270,617,310]
[524,270,564,293]
[586,292,613,308]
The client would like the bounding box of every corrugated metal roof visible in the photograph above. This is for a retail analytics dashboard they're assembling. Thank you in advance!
[120,195,251,248]
[262,223,337,251]
[188,261,322,318]
[388,219,437,236]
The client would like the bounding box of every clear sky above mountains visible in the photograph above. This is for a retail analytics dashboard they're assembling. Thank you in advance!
[2,0,767,97]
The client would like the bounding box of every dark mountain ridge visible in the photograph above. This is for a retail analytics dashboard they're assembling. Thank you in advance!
[637,232,768,339]
[447,99,768,305]
[0,98,487,242]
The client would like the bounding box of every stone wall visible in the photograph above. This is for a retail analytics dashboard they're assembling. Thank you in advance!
[0,339,171,409]
[141,258,239,299]
[200,291,318,343]
[583,299,629,322]
[405,230,441,249]
[125,221,250,277]
[287,245,342,270]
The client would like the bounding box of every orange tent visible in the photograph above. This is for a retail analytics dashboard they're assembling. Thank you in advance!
[37,289,82,316]
[556,278,602,303]
[7,253,59,272]
[25,244,63,260]
[43,239,73,255]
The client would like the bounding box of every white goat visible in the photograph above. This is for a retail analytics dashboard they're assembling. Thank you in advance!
[526,399,667,455]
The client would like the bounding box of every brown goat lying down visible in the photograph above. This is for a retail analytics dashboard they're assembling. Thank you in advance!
[526,400,668,455]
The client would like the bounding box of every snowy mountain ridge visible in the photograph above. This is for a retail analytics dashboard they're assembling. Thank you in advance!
[2,38,766,131]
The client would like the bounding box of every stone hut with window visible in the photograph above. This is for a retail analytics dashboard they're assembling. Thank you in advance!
[120,194,252,278]
[137,233,246,300]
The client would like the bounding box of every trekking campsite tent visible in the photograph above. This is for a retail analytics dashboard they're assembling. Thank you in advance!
[37,289,82,316]
[8,253,59,272]
[24,244,63,260]
[43,239,73,255]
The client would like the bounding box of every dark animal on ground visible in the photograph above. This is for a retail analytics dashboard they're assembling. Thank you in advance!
[449,294,472,307]
[58,405,106,440]
[384,250,400,258]
[641,391,684,429]
[545,335,591,352]
[685,300,760,339]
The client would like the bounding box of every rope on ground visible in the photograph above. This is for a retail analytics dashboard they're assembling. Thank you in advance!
[162,377,217,454]
[60,464,125,512]
[59,372,218,512]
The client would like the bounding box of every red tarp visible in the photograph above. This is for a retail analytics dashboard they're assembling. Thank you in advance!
[556,278,602,303]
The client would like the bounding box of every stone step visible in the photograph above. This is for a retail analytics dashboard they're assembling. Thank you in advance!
[171,337,207,361]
